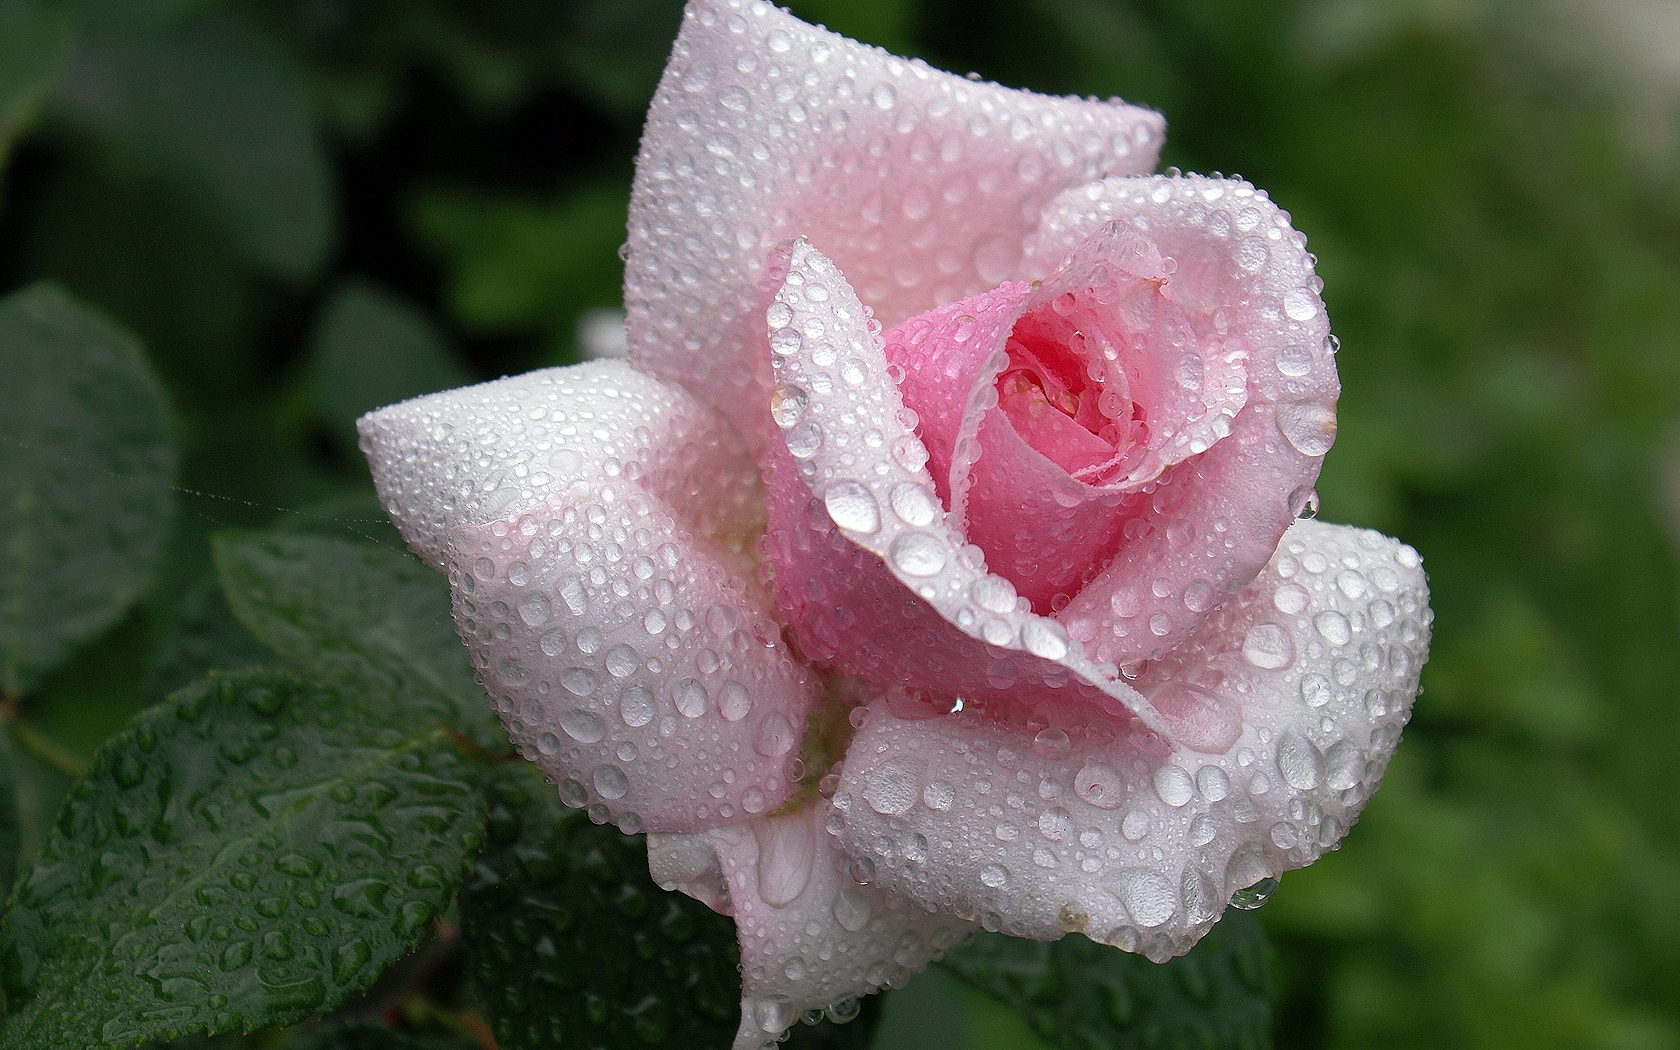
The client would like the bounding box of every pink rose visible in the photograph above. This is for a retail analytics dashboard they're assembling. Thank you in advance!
[359,1,1432,1046]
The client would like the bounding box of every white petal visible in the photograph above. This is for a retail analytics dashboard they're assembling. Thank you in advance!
[359,362,763,570]
[626,0,1164,448]
[364,362,820,833]
[830,519,1431,959]
[651,805,974,1050]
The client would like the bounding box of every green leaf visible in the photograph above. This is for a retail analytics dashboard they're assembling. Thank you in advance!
[141,581,270,706]
[48,9,336,281]
[938,912,1276,1050]
[304,280,472,446]
[0,669,487,1049]
[0,1,74,179]
[0,283,177,698]
[212,533,500,746]
[460,763,740,1050]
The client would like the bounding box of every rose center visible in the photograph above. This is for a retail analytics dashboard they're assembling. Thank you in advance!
[995,295,1148,484]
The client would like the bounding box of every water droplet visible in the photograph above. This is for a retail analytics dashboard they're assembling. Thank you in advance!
[1314,610,1352,645]
[1153,765,1195,807]
[1074,762,1125,809]
[718,680,752,721]
[1241,622,1296,670]
[593,764,629,800]
[1276,401,1337,457]
[1021,620,1070,660]
[1114,869,1177,928]
[824,481,880,533]
[1276,731,1325,790]
[673,678,709,718]
[921,780,955,811]
[864,758,920,815]
[517,593,550,627]
[890,532,946,576]
[889,482,938,526]
[560,708,605,743]
[1230,876,1279,910]
[621,684,656,727]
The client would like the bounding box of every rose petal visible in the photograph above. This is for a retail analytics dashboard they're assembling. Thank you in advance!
[649,805,974,1050]
[830,519,1430,960]
[625,0,1165,450]
[884,222,1248,610]
[764,238,1168,733]
[364,362,818,833]
[1020,175,1339,664]
[359,362,763,571]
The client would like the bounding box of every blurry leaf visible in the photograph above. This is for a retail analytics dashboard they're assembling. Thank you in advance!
[460,762,739,1050]
[49,8,337,280]
[142,580,270,706]
[212,533,500,745]
[407,180,626,354]
[305,280,473,446]
[938,913,1275,1050]
[0,1,73,179]
[54,0,217,33]
[15,167,259,414]
[0,283,177,698]
[0,669,487,1049]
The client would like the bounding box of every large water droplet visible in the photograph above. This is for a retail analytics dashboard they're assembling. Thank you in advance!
[890,532,946,577]
[1276,732,1325,790]
[824,481,881,534]
[1229,876,1279,910]
[1241,622,1296,670]
[864,758,920,816]
[1113,869,1177,928]
[673,678,709,718]
[560,708,605,743]
[1276,401,1337,457]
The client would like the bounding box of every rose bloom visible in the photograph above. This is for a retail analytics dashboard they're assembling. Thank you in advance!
[359,1,1432,1046]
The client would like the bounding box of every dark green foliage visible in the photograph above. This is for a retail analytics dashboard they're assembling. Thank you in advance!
[0,670,486,1048]
[459,763,741,1050]
[939,915,1274,1050]
[0,284,177,698]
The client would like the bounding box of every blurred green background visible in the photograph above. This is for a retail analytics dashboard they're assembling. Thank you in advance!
[2,0,1678,1047]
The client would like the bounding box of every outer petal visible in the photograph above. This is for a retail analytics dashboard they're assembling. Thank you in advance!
[359,362,762,571]
[625,0,1165,450]
[830,519,1430,960]
[649,805,974,1050]
[364,363,820,833]
[1024,176,1340,664]
[764,239,1168,734]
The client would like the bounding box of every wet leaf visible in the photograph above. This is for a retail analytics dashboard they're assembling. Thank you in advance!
[459,763,740,1050]
[212,533,500,746]
[0,669,487,1049]
[0,283,177,698]
[938,912,1275,1050]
